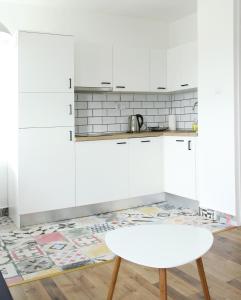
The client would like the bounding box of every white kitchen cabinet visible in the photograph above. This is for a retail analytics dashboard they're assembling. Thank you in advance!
[113,46,149,92]
[19,93,74,128]
[129,138,163,197]
[167,46,181,91]
[180,42,198,90]
[167,41,197,91]
[76,140,129,206]
[75,43,112,88]
[150,49,167,92]
[163,137,196,199]
[19,31,74,93]
[19,127,75,214]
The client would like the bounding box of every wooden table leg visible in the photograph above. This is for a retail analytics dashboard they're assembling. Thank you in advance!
[107,256,121,300]
[196,257,211,300]
[159,268,167,300]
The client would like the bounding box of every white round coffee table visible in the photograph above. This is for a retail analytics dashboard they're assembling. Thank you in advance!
[105,224,213,300]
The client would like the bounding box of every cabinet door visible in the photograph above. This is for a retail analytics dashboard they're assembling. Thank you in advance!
[19,31,74,92]
[19,93,74,128]
[75,43,112,88]
[163,137,196,199]
[19,127,75,214]
[129,138,163,197]
[180,41,198,90]
[167,46,182,91]
[150,49,167,92]
[113,47,149,92]
[76,140,129,206]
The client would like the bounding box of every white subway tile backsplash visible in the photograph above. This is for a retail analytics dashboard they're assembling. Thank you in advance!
[155,115,166,123]
[147,94,158,102]
[121,93,133,101]
[107,109,121,116]
[93,93,107,101]
[154,102,165,109]
[75,117,88,126]
[93,125,108,132]
[146,109,157,115]
[121,109,134,116]
[108,124,121,132]
[77,109,92,117]
[75,101,88,109]
[77,93,92,102]
[75,90,198,134]
[130,102,142,108]
[121,123,129,132]
[103,102,118,109]
[159,108,169,115]
[88,102,102,109]
[116,116,128,124]
[143,102,154,108]
[107,93,120,102]
[103,117,116,124]
[77,125,93,133]
[93,109,107,117]
[134,108,146,115]
[88,117,102,125]
[134,94,146,102]
[176,108,184,115]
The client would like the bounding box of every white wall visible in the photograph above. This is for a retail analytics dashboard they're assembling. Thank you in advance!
[197,0,236,216]
[169,13,197,48]
[0,2,168,49]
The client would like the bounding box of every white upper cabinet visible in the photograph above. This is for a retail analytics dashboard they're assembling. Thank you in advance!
[19,127,75,214]
[19,93,74,128]
[163,137,196,200]
[75,43,113,88]
[76,140,129,206]
[167,46,181,91]
[150,49,167,92]
[113,46,149,92]
[19,31,74,93]
[167,41,197,91]
[129,138,163,197]
[180,42,198,90]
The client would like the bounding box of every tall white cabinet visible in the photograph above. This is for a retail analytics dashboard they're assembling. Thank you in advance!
[9,31,75,226]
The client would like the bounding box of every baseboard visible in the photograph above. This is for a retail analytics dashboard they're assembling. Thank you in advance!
[19,194,166,227]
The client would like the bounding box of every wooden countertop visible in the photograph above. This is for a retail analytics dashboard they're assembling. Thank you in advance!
[75,131,197,142]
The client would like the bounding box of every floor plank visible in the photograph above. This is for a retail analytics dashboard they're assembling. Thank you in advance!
[10,227,241,300]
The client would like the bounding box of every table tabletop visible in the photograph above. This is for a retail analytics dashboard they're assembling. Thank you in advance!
[105,224,213,268]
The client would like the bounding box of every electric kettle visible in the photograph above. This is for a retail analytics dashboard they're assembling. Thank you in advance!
[128,114,144,132]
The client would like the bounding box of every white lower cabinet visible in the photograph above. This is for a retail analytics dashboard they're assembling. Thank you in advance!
[76,140,129,206]
[19,127,75,214]
[163,137,196,200]
[129,138,163,197]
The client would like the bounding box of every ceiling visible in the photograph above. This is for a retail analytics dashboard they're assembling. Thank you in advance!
[0,0,197,22]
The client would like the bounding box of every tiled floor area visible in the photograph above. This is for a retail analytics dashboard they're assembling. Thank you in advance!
[0,201,229,286]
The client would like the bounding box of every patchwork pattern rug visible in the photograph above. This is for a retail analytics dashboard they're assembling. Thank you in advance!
[0,201,229,286]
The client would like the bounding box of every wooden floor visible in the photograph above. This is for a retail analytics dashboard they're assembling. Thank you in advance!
[10,227,241,300]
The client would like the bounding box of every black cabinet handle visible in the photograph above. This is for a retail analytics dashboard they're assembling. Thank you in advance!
[69,104,73,115]
[117,142,127,145]
[116,86,126,89]
[176,140,184,142]
[141,140,151,143]
[181,84,189,87]
[69,130,73,141]
[157,87,166,90]
[101,82,111,85]
[69,78,72,89]
[188,140,192,150]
